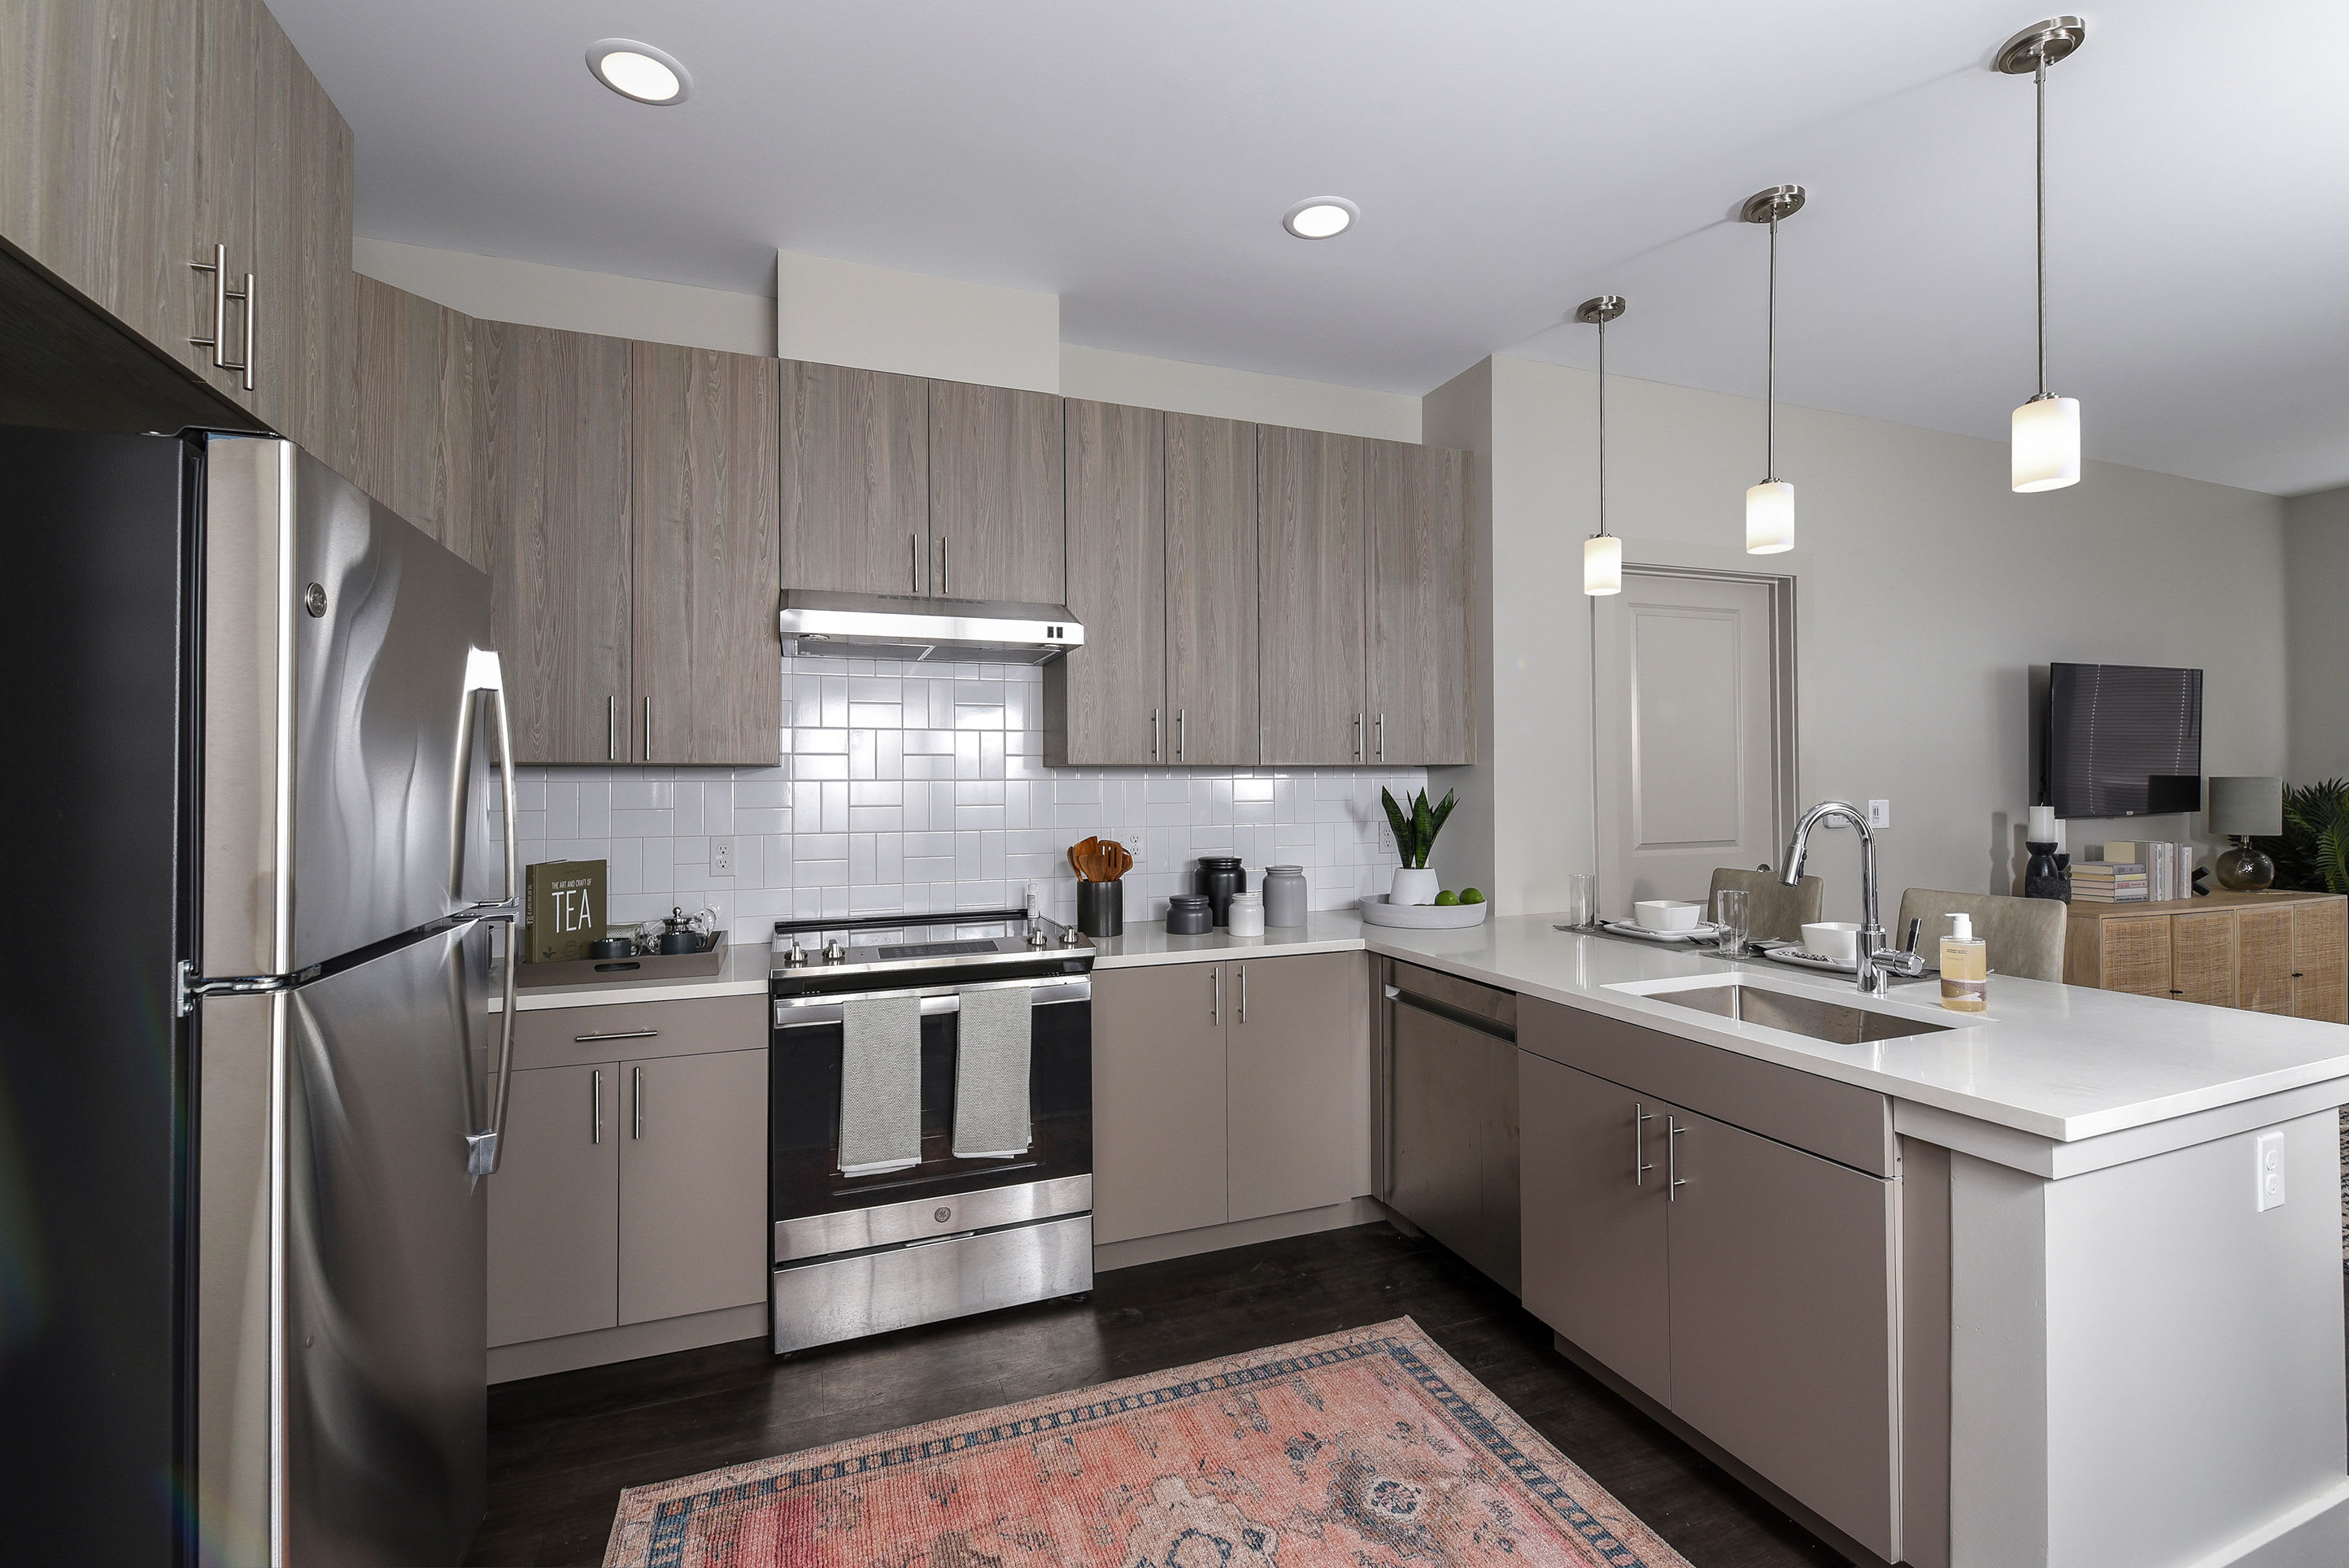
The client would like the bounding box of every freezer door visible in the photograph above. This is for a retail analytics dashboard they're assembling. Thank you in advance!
[281,921,490,1567]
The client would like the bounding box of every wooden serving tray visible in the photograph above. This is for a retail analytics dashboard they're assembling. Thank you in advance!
[516,931,728,988]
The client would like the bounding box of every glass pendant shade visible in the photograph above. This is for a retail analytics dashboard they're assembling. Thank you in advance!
[1584,534,1623,595]
[1745,480,1795,554]
[2011,395,2081,492]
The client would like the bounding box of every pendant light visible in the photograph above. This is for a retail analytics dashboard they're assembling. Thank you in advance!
[1998,17,2087,492]
[1741,185,1804,554]
[1576,294,1625,595]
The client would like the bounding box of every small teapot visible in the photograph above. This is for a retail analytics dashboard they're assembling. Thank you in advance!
[647,905,715,955]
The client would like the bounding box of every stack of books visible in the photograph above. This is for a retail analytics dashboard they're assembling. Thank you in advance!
[2071,861,2150,902]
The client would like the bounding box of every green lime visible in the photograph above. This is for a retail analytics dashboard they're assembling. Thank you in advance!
[1460,887,1485,904]
[1434,890,1461,906]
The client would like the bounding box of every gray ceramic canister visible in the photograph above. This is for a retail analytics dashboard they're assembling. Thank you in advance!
[1262,865,1308,927]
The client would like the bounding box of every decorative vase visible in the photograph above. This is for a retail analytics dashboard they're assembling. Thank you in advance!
[1390,867,1440,907]
[2213,837,2276,892]
[2024,840,2071,902]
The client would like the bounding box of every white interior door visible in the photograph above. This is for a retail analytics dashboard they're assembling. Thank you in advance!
[1593,571,1784,918]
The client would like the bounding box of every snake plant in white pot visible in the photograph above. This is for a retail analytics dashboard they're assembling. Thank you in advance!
[1381,786,1457,906]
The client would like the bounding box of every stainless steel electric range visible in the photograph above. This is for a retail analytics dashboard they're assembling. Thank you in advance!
[768,910,1094,1354]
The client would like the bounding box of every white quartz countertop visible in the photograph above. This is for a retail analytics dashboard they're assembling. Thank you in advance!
[495,911,2349,1148]
[1360,915,2349,1145]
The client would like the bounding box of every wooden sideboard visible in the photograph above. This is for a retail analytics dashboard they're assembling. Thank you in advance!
[2064,890,2347,1021]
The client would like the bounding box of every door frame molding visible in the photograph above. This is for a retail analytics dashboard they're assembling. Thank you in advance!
[1589,542,1809,879]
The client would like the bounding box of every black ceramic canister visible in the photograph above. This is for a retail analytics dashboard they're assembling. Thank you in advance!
[1166,894,1214,935]
[1196,856,1246,926]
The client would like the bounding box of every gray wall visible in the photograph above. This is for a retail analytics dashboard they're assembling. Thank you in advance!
[2286,485,2349,786]
[1434,355,2290,921]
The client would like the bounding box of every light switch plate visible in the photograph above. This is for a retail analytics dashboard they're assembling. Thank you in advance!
[709,838,734,876]
[1867,799,1891,829]
[2255,1129,2286,1211]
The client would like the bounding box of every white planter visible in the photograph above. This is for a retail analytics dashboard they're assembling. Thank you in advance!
[1390,867,1440,907]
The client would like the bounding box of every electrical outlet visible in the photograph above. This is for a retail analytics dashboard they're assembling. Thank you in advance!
[2255,1129,2286,1211]
[1867,799,1891,830]
[1119,830,1144,860]
[1378,821,1397,857]
[709,838,734,876]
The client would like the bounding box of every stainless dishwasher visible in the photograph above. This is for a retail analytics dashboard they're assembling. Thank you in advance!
[1380,960,1521,1292]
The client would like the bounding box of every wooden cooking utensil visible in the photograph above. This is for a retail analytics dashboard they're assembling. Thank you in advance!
[1070,836,1102,881]
[1102,841,1132,882]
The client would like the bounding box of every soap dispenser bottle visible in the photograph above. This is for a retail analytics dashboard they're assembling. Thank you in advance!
[1939,912,1988,1013]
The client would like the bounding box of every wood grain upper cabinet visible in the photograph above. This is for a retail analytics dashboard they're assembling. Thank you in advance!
[617,1048,769,1325]
[352,276,482,568]
[2291,899,2347,1023]
[630,342,781,766]
[927,380,1065,603]
[246,11,354,471]
[482,321,634,765]
[779,360,928,596]
[1365,439,1473,765]
[1227,952,1371,1223]
[1259,426,1368,764]
[1165,413,1258,766]
[0,0,192,357]
[1092,960,1229,1244]
[1048,399,1164,766]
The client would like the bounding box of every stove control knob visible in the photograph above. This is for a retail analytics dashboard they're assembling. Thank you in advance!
[1026,923,1049,947]
[1061,924,1081,946]
[822,939,846,964]
[783,941,808,967]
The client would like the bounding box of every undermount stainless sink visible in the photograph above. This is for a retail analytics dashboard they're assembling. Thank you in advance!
[1646,982,1954,1043]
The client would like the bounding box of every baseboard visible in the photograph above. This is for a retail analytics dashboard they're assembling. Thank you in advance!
[487,1302,768,1383]
[2189,1478,2349,1568]
[1093,1196,1392,1271]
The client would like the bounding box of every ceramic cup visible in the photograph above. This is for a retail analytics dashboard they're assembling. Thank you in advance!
[1801,921,1863,965]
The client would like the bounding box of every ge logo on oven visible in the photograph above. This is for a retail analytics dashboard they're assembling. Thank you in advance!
[935,1207,952,1224]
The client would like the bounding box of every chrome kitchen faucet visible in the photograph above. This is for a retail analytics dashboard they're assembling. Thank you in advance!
[1780,801,1928,998]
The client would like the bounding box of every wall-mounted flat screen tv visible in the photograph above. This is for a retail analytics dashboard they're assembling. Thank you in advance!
[2042,662,2203,819]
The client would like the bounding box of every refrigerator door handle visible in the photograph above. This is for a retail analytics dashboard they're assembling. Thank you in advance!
[460,647,521,1178]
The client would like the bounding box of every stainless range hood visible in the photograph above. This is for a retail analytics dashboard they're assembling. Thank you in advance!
[778,590,1085,664]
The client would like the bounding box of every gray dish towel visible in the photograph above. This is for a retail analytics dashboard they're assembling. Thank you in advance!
[952,984,1034,1159]
[838,994,922,1176]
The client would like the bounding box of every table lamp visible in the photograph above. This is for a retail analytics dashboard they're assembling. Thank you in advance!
[2208,776,2282,891]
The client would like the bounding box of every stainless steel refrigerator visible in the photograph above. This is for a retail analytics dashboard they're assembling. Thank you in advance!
[0,426,519,1567]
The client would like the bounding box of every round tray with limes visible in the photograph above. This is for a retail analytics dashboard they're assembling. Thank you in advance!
[1358,891,1491,929]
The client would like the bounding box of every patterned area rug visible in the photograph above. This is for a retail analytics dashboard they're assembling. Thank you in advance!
[604,1316,1688,1568]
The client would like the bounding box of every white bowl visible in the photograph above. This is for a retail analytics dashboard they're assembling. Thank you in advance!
[1801,921,1863,965]
[1633,899,1705,932]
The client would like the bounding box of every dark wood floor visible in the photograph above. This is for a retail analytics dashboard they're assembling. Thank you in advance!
[469,1222,1850,1566]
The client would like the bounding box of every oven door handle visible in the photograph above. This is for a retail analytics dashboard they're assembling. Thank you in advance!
[773,977,1092,1029]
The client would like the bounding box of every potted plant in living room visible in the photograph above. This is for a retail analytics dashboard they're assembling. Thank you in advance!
[1382,786,1457,906]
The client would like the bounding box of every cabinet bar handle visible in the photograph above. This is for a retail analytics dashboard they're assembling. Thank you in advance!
[1353,712,1363,762]
[1211,966,1220,1026]
[1633,1102,1654,1186]
[190,243,228,366]
[573,1028,659,1043]
[939,535,951,596]
[1376,712,1385,762]
[1152,707,1161,761]
[632,1065,643,1139]
[1667,1117,1686,1200]
[238,271,255,390]
[1238,964,1247,1022]
[591,1068,603,1145]
[643,697,653,760]
[1177,708,1186,763]
[607,695,616,761]
[911,533,922,595]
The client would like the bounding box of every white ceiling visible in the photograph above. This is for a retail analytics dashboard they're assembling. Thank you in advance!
[272,0,2349,495]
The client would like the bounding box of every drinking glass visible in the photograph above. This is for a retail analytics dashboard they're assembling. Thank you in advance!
[1567,873,1598,929]
[1714,888,1750,957]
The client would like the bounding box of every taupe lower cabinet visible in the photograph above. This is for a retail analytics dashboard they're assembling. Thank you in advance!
[778,360,929,596]
[1093,953,1368,1245]
[488,1000,769,1348]
[1519,1034,1902,1562]
[1,0,356,466]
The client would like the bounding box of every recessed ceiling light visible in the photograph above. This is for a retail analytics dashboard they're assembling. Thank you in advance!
[1283,197,1358,240]
[586,38,691,105]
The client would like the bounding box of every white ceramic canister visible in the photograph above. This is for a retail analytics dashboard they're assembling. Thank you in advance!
[1262,865,1308,927]
[1227,892,1266,937]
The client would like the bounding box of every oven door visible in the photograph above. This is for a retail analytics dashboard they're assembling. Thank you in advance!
[769,978,1092,1237]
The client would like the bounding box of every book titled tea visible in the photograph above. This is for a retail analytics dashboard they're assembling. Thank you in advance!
[525,859,608,964]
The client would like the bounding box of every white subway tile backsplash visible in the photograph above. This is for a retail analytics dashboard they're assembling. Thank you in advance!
[512,656,1427,934]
